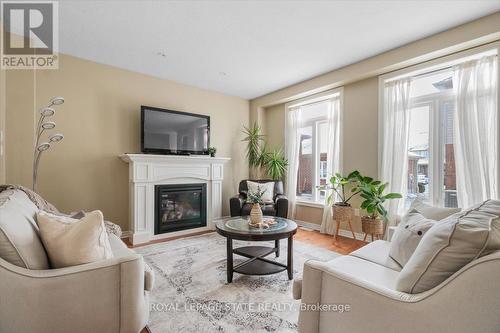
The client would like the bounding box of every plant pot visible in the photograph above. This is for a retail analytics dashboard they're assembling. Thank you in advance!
[361,216,384,235]
[332,204,354,221]
[250,203,263,224]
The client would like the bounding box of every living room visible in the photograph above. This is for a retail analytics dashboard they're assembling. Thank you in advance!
[1,1,500,332]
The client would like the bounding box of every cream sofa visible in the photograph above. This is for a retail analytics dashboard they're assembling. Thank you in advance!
[294,239,500,333]
[0,189,153,333]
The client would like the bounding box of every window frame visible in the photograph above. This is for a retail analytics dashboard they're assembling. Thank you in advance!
[285,88,343,205]
[379,42,500,207]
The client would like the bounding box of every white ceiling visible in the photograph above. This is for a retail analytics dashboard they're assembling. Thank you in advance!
[32,1,500,98]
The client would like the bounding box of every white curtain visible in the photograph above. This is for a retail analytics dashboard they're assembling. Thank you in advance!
[380,78,412,223]
[453,55,498,208]
[320,96,342,234]
[285,107,302,218]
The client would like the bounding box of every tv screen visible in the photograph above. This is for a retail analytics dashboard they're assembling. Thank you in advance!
[141,106,210,155]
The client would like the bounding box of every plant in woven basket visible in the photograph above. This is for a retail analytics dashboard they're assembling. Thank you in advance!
[358,177,402,221]
[317,170,362,207]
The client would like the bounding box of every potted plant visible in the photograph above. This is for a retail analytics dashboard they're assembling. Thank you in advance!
[358,177,402,240]
[208,147,217,157]
[246,185,267,225]
[259,146,288,180]
[317,171,362,221]
[242,123,265,170]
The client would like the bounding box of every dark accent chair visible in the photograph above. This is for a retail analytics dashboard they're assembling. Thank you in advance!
[230,179,288,218]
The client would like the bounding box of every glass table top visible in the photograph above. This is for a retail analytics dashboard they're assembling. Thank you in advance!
[217,216,293,234]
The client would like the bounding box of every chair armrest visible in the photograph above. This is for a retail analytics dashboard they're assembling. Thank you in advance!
[230,193,246,216]
[0,254,149,333]
[275,194,288,218]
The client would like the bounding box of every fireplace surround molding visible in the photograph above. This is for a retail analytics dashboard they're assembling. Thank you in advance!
[120,153,230,245]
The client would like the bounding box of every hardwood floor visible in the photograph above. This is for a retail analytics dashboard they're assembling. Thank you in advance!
[124,227,366,255]
[294,227,367,254]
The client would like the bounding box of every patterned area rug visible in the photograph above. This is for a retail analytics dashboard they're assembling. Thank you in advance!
[136,232,339,333]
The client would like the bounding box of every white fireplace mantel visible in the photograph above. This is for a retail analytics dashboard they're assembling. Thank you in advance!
[120,153,230,245]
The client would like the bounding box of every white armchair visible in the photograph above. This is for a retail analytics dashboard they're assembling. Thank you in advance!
[0,189,153,333]
[294,240,500,333]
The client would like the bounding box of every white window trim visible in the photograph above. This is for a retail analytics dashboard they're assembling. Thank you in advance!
[378,41,500,204]
[285,87,344,204]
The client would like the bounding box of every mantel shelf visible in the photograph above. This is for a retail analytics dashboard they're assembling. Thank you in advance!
[120,153,231,164]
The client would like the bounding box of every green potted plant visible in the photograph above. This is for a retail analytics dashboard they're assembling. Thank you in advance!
[242,123,265,169]
[317,171,362,238]
[246,185,267,225]
[259,146,288,180]
[358,177,402,241]
[208,147,217,157]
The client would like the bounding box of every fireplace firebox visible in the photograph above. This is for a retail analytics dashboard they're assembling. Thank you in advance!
[155,183,207,234]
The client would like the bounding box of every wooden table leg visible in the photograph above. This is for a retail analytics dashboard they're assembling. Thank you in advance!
[227,237,233,283]
[275,239,280,258]
[287,236,293,280]
[333,218,341,241]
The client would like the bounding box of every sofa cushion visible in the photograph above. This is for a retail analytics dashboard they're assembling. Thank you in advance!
[0,190,49,269]
[247,180,274,203]
[389,210,436,267]
[396,200,500,293]
[323,255,400,290]
[37,210,113,268]
[350,240,402,272]
[409,199,460,220]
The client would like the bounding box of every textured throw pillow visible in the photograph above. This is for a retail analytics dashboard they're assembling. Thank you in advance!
[247,181,274,204]
[389,210,436,267]
[396,200,500,293]
[36,210,113,268]
[409,199,461,220]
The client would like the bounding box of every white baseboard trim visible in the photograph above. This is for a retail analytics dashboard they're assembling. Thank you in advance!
[294,219,367,241]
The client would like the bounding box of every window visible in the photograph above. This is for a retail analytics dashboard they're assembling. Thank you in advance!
[381,45,499,214]
[406,69,458,208]
[287,92,341,203]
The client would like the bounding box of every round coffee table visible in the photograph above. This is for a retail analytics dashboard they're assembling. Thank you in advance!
[216,216,297,283]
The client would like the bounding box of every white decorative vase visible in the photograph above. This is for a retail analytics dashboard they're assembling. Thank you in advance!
[250,203,263,224]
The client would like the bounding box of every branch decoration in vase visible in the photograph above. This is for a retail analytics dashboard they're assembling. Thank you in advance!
[32,96,65,192]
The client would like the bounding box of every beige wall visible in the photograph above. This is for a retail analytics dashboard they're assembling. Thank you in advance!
[254,13,500,231]
[4,53,249,231]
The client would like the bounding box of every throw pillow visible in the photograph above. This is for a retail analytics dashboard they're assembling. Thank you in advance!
[409,199,460,220]
[396,200,500,293]
[247,181,274,204]
[36,210,113,268]
[389,210,436,267]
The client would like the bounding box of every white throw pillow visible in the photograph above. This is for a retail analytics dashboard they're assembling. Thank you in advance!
[247,181,274,204]
[396,200,500,293]
[409,199,460,220]
[389,210,436,267]
[36,210,113,268]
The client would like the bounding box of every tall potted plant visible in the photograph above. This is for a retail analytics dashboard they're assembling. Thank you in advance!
[242,123,265,173]
[358,177,402,240]
[317,171,362,228]
[259,146,288,181]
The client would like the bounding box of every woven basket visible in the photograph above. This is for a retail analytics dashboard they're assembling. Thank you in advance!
[361,217,384,235]
[333,205,354,222]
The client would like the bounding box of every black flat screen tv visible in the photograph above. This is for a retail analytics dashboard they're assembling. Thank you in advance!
[141,106,210,155]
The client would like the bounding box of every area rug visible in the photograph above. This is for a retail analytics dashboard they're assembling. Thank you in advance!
[135,232,340,333]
